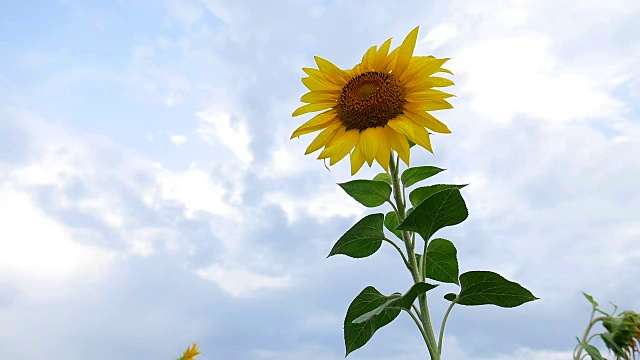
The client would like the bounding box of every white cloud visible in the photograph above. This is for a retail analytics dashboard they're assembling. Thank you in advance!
[152,162,239,218]
[420,23,458,51]
[196,110,253,164]
[262,186,364,224]
[0,183,115,295]
[195,264,290,296]
[453,36,626,124]
[169,134,188,146]
[443,336,573,360]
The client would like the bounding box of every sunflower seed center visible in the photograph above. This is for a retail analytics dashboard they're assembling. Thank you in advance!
[337,71,405,131]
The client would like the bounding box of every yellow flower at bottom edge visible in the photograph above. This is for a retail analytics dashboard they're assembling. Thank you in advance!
[179,343,200,360]
[291,26,454,175]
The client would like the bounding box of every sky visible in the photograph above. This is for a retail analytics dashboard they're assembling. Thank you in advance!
[0,0,639,359]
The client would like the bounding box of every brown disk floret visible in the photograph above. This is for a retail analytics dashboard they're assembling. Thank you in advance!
[336,71,405,131]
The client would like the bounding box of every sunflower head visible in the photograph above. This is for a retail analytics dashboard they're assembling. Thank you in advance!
[291,26,454,175]
[601,311,640,360]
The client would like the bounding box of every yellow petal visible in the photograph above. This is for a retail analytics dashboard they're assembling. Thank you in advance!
[404,89,455,103]
[304,122,342,154]
[361,45,377,72]
[425,76,455,88]
[384,45,400,72]
[374,38,392,70]
[401,57,450,84]
[301,76,341,91]
[300,90,340,104]
[387,116,416,139]
[317,146,332,159]
[290,110,339,138]
[403,110,451,134]
[314,56,349,85]
[329,129,360,165]
[302,67,341,86]
[350,145,366,175]
[292,102,335,117]
[324,124,347,148]
[386,128,411,166]
[359,127,380,166]
[374,128,391,172]
[406,122,433,153]
[392,26,419,78]
[405,99,453,111]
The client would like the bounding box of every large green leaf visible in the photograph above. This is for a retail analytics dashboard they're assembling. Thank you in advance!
[425,238,459,284]
[454,271,538,307]
[339,180,392,208]
[344,287,401,356]
[384,211,403,240]
[401,166,445,188]
[351,296,401,324]
[397,188,468,241]
[409,184,467,207]
[395,282,439,310]
[328,214,385,258]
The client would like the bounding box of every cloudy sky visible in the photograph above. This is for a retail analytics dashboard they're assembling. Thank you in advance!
[1,0,639,359]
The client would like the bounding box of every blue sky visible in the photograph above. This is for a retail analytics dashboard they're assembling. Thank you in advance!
[1,0,639,359]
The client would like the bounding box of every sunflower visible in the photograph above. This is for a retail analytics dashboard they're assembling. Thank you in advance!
[177,343,200,360]
[291,26,454,175]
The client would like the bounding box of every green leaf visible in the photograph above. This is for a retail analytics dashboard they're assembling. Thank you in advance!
[455,271,538,307]
[344,286,401,356]
[582,292,599,308]
[425,238,459,284]
[576,337,605,360]
[352,296,401,323]
[395,282,439,310]
[328,214,385,258]
[373,173,392,185]
[408,139,417,148]
[409,184,468,207]
[444,293,457,302]
[339,180,392,208]
[397,188,468,241]
[401,166,445,188]
[384,211,403,240]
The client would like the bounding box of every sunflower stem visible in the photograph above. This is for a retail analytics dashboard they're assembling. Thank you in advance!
[574,309,607,360]
[389,154,440,360]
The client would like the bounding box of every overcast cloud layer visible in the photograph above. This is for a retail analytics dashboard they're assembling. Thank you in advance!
[1,0,639,359]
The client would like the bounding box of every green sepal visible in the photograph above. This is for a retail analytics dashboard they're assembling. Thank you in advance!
[339,180,392,208]
[328,213,385,258]
[344,286,401,356]
[401,166,445,188]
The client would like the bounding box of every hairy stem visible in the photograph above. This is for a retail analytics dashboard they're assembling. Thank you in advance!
[389,154,439,359]
[438,300,456,355]
[574,310,606,360]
